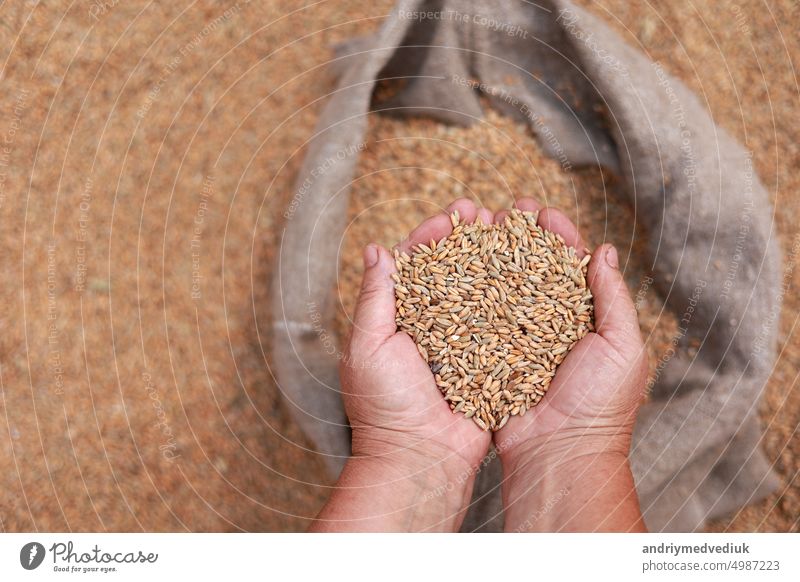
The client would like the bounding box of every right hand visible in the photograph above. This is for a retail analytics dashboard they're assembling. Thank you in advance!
[492,198,648,532]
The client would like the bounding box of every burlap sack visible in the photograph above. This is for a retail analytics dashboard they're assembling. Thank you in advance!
[271,0,781,531]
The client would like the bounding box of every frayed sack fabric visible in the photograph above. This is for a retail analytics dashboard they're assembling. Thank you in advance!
[271,0,781,531]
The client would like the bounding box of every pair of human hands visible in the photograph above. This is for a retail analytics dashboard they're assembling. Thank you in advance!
[326,198,647,531]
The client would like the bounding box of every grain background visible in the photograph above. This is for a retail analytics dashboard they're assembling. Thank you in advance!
[0,0,797,532]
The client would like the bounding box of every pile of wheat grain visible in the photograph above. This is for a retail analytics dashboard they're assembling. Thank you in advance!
[393,209,594,431]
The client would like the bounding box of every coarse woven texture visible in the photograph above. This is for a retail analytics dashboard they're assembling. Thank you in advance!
[393,210,594,431]
[272,0,784,532]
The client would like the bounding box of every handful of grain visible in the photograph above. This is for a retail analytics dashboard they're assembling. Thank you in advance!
[393,209,594,431]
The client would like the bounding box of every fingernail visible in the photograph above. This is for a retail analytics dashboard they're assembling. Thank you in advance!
[605,245,619,269]
[363,244,379,268]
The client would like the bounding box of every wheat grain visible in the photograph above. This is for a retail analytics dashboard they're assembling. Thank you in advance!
[394,209,594,431]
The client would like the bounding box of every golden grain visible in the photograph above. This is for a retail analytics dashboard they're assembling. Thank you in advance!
[394,210,594,431]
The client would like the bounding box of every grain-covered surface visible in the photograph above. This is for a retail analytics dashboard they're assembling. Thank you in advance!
[0,0,797,532]
[393,210,594,431]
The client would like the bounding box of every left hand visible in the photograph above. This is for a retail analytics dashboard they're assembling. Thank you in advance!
[341,198,494,480]
[312,199,495,531]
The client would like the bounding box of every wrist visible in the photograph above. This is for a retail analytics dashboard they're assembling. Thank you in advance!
[499,429,644,532]
[501,426,633,472]
[352,426,479,522]
[350,425,477,477]
[311,428,476,532]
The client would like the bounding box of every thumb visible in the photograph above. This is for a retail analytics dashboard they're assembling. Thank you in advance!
[350,243,398,355]
[587,244,641,353]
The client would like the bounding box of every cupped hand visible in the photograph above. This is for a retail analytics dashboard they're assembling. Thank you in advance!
[340,199,494,478]
[489,198,647,532]
[321,197,646,532]
[491,198,648,455]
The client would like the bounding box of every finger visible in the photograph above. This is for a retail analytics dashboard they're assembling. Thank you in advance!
[494,198,542,224]
[446,198,478,224]
[494,209,510,225]
[350,244,398,355]
[394,213,453,254]
[537,207,587,258]
[476,207,493,225]
[513,197,542,213]
[587,244,641,353]
[394,198,477,254]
